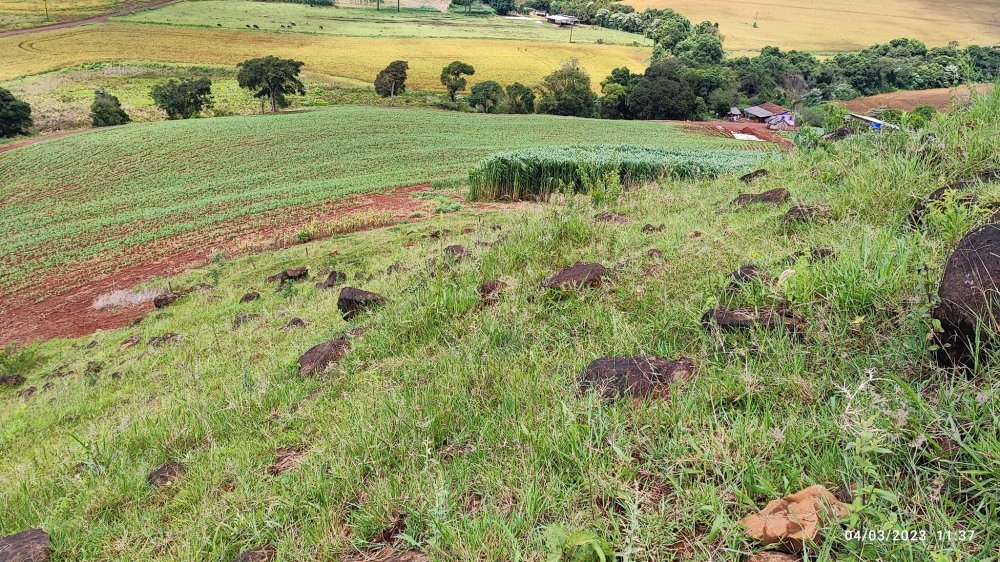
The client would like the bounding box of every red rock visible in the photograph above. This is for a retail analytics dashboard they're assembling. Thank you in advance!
[740,485,848,553]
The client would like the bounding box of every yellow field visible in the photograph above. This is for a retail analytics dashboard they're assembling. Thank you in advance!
[624,0,1000,53]
[0,0,162,30]
[0,23,651,88]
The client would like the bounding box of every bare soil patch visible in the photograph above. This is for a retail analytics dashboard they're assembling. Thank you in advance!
[843,84,994,113]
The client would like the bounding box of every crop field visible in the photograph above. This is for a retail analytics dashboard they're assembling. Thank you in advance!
[623,0,1000,53]
[843,83,996,113]
[0,0,165,30]
[116,0,652,46]
[0,106,753,301]
[0,23,651,89]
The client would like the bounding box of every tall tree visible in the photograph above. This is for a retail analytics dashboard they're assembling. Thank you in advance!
[627,60,698,120]
[505,82,535,114]
[468,80,504,113]
[90,89,130,127]
[237,56,306,113]
[440,61,475,102]
[374,60,409,97]
[536,58,597,118]
[0,87,32,138]
[150,78,214,119]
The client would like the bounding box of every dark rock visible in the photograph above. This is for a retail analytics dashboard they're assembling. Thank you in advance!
[233,545,276,562]
[240,291,260,303]
[266,266,309,284]
[85,361,102,376]
[119,334,141,352]
[479,280,506,305]
[908,186,976,226]
[461,226,474,234]
[0,528,51,562]
[579,356,694,400]
[233,313,261,329]
[702,307,807,335]
[148,333,181,346]
[337,287,386,320]
[641,223,666,234]
[18,386,36,399]
[153,293,179,309]
[932,224,1000,366]
[729,265,768,289]
[1,374,25,387]
[596,212,630,224]
[783,204,830,224]
[147,461,184,488]
[810,247,836,260]
[85,340,97,350]
[267,447,307,475]
[353,271,371,281]
[444,245,468,260]
[647,248,663,258]
[739,169,769,183]
[283,318,308,330]
[385,263,404,275]
[298,336,350,375]
[541,262,606,290]
[315,270,347,290]
[734,188,789,205]
[429,229,451,239]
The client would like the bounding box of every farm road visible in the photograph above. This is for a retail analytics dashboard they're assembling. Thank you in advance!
[0,0,179,38]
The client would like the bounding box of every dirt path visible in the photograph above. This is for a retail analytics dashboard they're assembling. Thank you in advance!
[0,0,179,38]
[0,184,522,345]
[0,129,87,153]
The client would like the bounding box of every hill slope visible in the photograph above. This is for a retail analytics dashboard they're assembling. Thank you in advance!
[1,89,998,561]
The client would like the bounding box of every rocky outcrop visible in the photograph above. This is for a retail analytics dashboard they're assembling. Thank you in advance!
[542,262,607,290]
[579,356,694,400]
[740,485,847,553]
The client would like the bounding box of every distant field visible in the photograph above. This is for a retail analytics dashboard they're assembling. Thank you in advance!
[844,84,995,113]
[0,107,753,298]
[0,0,165,30]
[0,23,651,88]
[624,0,1000,53]
[116,1,652,46]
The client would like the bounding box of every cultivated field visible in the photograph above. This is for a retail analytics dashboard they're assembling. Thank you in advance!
[0,23,651,88]
[2,89,999,562]
[116,0,652,46]
[0,107,754,304]
[0,0,166,30]
[843,83,996,113]
[624,0,1000,53]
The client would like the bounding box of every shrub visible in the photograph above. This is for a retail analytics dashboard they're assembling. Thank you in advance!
[150,78,213,119]
[0,87,32,137]
[374,60,409,97]
[90,89,130,127]
[467,144,767,201]
[536,59,597,118]
[468,80,504,113]
[504,82,535,114]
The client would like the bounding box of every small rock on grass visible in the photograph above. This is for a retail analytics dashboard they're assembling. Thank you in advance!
[266,266,309,284]
[232,544,276,562]
[148,333,181,346]
[740,485,848,553]
[233,313,261,329]
[18,386,37,399]
[740,169,769,183]
[153,293,179,309]
[147,461,185,488]
[541,262,606,290]
[596,212,630,224]
[315,271,347,290]
[298,336,350,376]
[702,307,806,335]
[337,287,386,320]
[267,447,307,475]
[641,223,666,234]
[579,356,694,400]
[783,204,830,224]
[908,186,976,226]
[283,318,308,330]
[647,248,663,258]
[479,280,507,305]
[240,291,260,303]
[119,334,141,352]
[734,188,789,205]
[444,245,468,260]
[0,528,51,562]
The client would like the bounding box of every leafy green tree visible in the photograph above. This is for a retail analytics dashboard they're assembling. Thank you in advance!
[0,87,32,138]
[598,82,629,119]
[674,33,724,66]
[90,89,130,127]
[643,10,690,50]
[536,59,597,118]
[440,61,475,102]
[150,78,213,119]
[468,80,505,113]
[237,56,306,113]
[374,60,409,97]
[627,60,698,120]
[488,0,514,15]
[505,82,535,114]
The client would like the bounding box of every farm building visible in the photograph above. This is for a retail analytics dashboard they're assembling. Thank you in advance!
[742,102,793,124]
[546,14,579,26]
[727,107,742,121]
[766,113,796,130]
[742,106,774,122]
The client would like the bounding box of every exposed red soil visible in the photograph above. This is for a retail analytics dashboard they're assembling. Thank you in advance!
[0,183,519,345]
[652,119,794,149]
[0,130,87,153]
[0,0,179,38]
[843,84,994,113]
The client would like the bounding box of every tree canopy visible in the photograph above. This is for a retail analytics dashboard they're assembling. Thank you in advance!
[150,78,213,120]
[468,80,505,113]
[237,56,306,113]
[536,59,597,118]
[374,60,409,97]
[90,89,130,127]
[0,87,32,138]
[440,61,475,102]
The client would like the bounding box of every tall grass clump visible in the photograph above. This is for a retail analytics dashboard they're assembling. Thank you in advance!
[467,144,769,201]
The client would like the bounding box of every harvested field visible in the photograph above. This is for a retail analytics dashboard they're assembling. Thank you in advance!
[843,84,995,113]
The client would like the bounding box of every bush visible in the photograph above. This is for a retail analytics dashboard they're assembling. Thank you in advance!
[0,87,32,137]
[504,82,535,114]
[374,60,409,97]
[90,89,130,127]
[467,144,767,201]
[536,59,597,118]
[150,78,213,119]
[468,80,504,113]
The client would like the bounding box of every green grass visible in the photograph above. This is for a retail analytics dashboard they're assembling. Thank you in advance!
[0,107,746,295]
[467,144,770,201]
[114,0,652,46]
[3,87,1000,561]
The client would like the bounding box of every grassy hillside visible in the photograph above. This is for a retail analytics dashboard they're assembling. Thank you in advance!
[0,0,165,30]
[115,1,652,46]
[0,22,651,86]
[0,106,758,298]
[2,88,999,561]
[623,0,1000,53]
